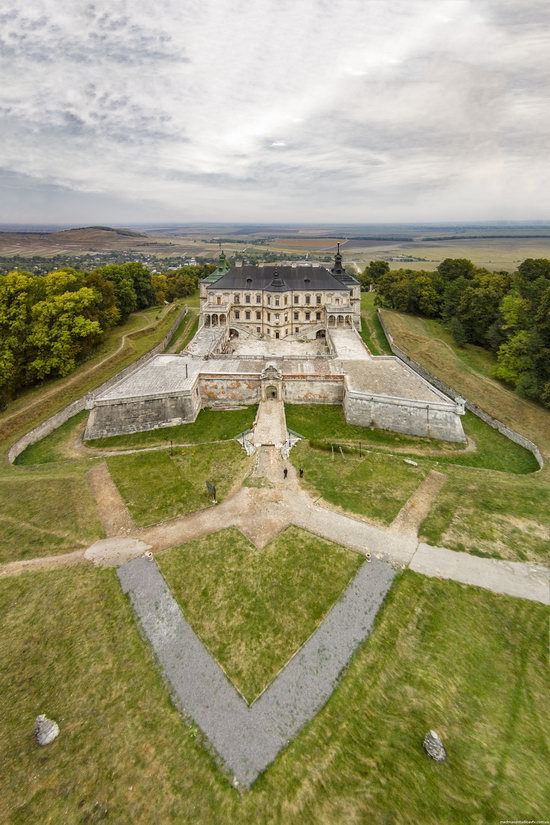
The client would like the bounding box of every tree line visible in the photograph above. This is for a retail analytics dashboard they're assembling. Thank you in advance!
[0,262,213,408]
[362,258,550,409]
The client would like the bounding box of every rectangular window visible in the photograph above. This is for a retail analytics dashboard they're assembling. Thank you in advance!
[275,313,280,321]
[235,310,240,319]
[316,295,321,305]
[275,297,280,306]
[256,311,261,320]
[245,294,251,303]
[295,327,300,333]
[294,295,299,304]
[267,295,271,305]
[305,295,311,305]
[245,311,251,320]
[284,296,288,305]
[256,326,261,333]
[256,294,261,303]
[305,311,311,321]
[234,294,240,303]
[267,312,271,321]
[293,311,298,321]
[316,311,321,321]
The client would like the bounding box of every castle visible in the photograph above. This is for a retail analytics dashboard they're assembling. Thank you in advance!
[199,245,361,339]
[84,249,465,443]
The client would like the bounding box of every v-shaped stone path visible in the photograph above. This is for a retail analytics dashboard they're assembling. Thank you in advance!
[118,554,395,787]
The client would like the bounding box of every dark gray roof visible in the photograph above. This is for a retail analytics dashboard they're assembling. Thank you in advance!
[206,265,353,292]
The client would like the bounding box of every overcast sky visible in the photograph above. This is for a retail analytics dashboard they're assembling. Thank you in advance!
[1,0,549,224]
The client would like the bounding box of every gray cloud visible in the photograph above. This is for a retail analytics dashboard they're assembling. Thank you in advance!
[0,0,548,222]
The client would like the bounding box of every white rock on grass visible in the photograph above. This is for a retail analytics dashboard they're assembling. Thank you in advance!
[423,729,447,762]
[403,458,418,467]
[34,714,59,746]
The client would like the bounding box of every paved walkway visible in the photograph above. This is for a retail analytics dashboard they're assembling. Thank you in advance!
[251,400,287,446]
[119,554,395,787]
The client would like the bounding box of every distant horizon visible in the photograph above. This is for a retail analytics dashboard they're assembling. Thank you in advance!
[2,220,550,234]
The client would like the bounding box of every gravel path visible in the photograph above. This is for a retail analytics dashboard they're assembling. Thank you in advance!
[410,542,550,604]
[118,554,395,787]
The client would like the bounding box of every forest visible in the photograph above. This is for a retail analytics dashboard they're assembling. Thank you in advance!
[0,262,213,408]
[363,258,550,409]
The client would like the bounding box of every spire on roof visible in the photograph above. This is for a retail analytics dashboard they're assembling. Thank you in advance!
[332,242,344,276]
[218,250,229,271]
[269,268,286,291]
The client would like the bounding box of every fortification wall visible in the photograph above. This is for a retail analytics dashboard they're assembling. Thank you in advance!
[377,310,544,468]
[85,387,200,439]
[343,389,465,442]
[199,375,261,408]
[283,376,343,404]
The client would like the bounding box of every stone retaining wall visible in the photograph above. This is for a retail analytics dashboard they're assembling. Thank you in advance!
[377,310,544,468]
[344,387,465,442]
[7,306,188,463]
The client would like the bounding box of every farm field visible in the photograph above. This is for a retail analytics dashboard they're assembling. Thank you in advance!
[3,224,550,273]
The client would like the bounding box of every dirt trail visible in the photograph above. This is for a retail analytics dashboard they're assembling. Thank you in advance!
[87,462,135,536]
[0,549,86,578]
[390,470,447,534]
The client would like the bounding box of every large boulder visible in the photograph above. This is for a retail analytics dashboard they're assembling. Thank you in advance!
[423,729,447,762]
[34,714,59,746]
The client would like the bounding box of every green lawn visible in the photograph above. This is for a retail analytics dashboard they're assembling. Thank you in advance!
[420,470,550,563]
[360,292,393,354]
[291,439,428,524]
[285,403,456,449]
[286,405,538,474]
[1,565,547,824]
[0,471,103,563]
[15,411,88,466]
[107,442,249,526]
[88,406,257,450]
[176,314,199,353]
[158,527,362,703]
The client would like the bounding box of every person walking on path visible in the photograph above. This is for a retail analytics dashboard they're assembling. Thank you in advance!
[283,467,288,479]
